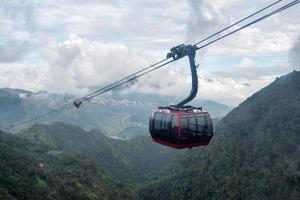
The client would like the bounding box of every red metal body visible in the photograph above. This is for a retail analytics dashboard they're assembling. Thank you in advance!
[152,138,211,149]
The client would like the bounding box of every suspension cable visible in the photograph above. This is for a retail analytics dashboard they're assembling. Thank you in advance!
[193,0,284,46]
[12,59,174,127]
[71,0,298,105]
[11,0,300,127]
[195,0,300,50]
[74,58,170,103]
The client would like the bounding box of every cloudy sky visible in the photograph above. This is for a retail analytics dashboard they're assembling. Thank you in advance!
[0,0,299,106]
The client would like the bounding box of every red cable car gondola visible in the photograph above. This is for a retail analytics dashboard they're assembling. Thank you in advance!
[149,44,213,149]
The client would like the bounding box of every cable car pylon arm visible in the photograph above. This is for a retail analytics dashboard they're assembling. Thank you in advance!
[167,44,198,107]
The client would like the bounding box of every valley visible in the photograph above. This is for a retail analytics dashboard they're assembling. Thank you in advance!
[1,71,300,199]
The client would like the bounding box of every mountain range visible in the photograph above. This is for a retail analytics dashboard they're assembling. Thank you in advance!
[0,89,232,139]
[0,71,299,199]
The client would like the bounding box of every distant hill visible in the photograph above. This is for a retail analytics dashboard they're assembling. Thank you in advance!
[0,120,182,199]
[0,88,29,125]
[0,129,133,200]
[18,122,180,184]
[0,89,232,139]
[137,71,300,200]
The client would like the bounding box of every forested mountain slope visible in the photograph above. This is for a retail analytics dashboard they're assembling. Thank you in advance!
[0,130,133,200]
[137,71,300,200]
[1,120,181,200]
[18,122,179,184]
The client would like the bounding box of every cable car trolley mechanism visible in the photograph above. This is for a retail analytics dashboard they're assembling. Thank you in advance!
[149,44,213,149]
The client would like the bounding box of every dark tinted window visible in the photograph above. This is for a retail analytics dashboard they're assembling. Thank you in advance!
[206,114,213,136]
[189,116,197,137]
[160,113,166,138]
[154,113,162,129]
[154,112,162,138]
[180,115,189,144]
[197,115,205,135]
[170,114,178,143]
[149,113,154,136]
[165,114,172,141]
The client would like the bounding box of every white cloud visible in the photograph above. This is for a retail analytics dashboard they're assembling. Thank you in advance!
[237,57,260,68]
[41,34,151,94]
[122,57,277,106]
[0,0,37,62]
[0,39,29,62]
[0,34,274,106]
[0,62,46,91]
[204,27,294,57]
[185,0,225,43]
[189,0,300,57]
[289,36,300,70]
[0,0,299,106]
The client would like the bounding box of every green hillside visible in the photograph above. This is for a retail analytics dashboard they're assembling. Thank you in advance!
[18,122,180,185]
[1,120,180,199]
[137,71,300,200]
[0,129,133,200]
